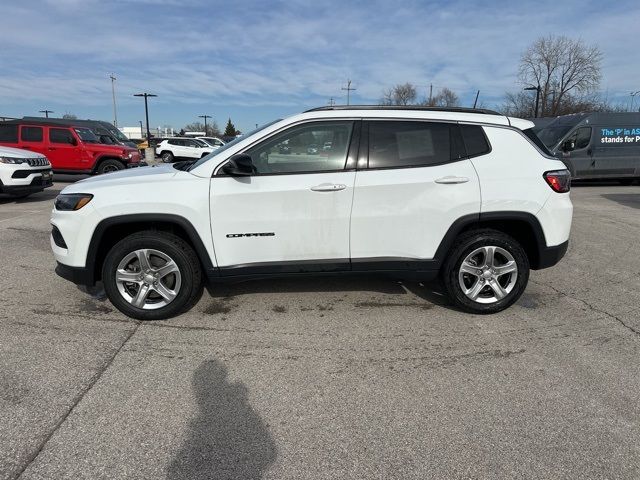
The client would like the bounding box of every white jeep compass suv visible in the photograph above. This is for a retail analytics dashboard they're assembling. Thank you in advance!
[0,145,52,198]
[155,138,214,163]
[51,106,572,320]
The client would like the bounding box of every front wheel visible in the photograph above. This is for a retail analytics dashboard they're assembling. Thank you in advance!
[442,229,529,314]
[102,231,202,320]
[97,159,125,174]
[161,151,174,163]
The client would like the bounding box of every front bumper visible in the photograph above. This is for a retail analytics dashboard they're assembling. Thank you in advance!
[0,173,53,194]
[55,262,94,286]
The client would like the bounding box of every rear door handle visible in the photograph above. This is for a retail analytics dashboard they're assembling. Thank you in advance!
[310,183,347,192]
[435,176,469,184]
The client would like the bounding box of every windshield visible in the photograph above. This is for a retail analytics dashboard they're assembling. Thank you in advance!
[188,119,282,171]
[74,127,99,143]
[106,125,130,142]
[537,126,574,149]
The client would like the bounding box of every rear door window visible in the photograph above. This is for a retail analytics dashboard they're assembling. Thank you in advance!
[21,126,43,143]
[367,121,453,169]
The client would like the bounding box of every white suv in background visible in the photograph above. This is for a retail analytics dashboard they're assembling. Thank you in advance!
[0,145,52,198]
[51,106,572,320]
[197,137,225,149]
[155,137,213,163]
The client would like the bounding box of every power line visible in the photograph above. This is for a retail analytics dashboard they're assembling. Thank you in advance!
[341,80,356,106]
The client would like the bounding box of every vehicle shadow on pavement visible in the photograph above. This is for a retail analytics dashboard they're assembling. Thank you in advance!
[600,193,640,210]
[167,359,277,480]
[208,275,461,311]
[0,190,59,204]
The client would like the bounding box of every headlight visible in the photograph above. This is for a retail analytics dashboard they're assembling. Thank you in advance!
[55,194,94,211]
[0,157,26,164]
[128,152,135,159]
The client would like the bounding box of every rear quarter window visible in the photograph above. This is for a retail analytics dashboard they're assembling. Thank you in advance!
[460,124,491,157]
[522,128,553,156]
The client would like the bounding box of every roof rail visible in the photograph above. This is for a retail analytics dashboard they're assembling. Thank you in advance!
[304,105,502,115]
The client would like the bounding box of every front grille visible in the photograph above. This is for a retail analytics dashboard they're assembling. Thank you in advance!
[24,157,49,167]
[11,168,51,179]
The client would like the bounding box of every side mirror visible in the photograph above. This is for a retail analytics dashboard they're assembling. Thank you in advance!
[69,136,78,146]
[562,139,575,152]
[222,154,256,176]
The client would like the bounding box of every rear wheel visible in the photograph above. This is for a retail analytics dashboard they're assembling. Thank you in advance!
[102,231,202,320]
[97,159,125,174]
[161,151,174,163]
[442,229,529,314]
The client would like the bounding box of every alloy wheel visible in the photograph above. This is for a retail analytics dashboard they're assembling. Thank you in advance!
[115,248,182,310]
[458,246,518,304]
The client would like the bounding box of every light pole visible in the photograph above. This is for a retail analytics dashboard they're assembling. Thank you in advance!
[39,109,54,118]
[198,114,212,136]
[133,93,157,142]
[109,74,118,127]
[139,121,144,139]
[524,85,541,118]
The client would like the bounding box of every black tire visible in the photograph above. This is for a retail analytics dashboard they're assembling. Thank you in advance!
[441,229,529,314]
[97,159,125,175]
[102,231,203,320]
[161,151,174,163]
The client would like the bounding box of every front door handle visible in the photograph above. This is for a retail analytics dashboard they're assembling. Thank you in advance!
[310,183,347,192]
[435,176,469,184]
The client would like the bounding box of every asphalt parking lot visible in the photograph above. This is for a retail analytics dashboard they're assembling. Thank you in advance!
[1,179,639,479]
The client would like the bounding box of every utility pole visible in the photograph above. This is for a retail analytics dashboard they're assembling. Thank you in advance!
[198,114,212,135]
[341,79,356,106]
[133,93,157,142]
[524,85,541,118]
[39,109,53,118]
[429,84,433,105]
[473,90,480,108]
[328,97,336,106]
[109,74,118,127]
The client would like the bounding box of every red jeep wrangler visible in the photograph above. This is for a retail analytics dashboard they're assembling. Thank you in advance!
[0,120,141,174]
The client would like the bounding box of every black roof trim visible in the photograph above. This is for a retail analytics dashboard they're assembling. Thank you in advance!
[305,105,502,115]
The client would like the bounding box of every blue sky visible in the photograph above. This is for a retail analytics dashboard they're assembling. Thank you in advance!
[1,0,638,133]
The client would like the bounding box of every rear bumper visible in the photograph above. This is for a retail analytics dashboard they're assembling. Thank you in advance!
[535,240,569,270]
[55,262,94,286]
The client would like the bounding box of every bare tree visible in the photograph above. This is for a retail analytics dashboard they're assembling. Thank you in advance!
[381,83,417,105]
[427,87,460,107]
[518,35,602,116]
[62,113,77,120]
[183,121,221,136]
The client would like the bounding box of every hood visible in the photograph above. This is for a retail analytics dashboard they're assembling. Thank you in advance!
[63,163,180,193]
[0,145,44,159]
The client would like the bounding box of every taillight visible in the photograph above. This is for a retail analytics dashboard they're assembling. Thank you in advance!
[544,169,571,193]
